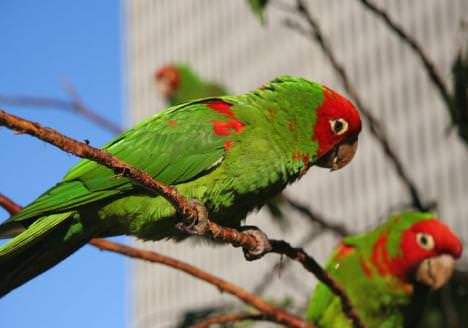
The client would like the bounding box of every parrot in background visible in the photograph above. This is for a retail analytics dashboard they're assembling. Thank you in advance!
[247,0,269,25]
[306,212,463,328]
[0,76,361,297]
[155,64,228,106]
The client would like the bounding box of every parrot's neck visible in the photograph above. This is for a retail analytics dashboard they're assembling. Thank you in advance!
[239,79,324,177]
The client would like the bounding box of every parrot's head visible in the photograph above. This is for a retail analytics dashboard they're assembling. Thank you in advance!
[314,86,361,171]
[374,212,463,290]
[155,65,181,98]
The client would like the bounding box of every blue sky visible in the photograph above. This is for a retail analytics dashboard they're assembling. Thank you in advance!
[0,1,126,327]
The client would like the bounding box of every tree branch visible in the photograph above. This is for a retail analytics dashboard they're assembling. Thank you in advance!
[90,239,310,328]
[0,193,22,215]
[0,82,123,135]
[356,0,452,111]
[189,312,265,328]
[282,194,350,237]
[0,109,364,327]
[0,193,310,328]
[283,0,428,212]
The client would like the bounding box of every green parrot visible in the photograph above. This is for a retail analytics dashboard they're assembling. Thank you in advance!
[154,64,228,106]
[0,76,361,297]
[306,212,463,328]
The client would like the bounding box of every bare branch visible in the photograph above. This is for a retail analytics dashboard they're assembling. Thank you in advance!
[0,193,310,328]
[282,194,351,237]
[284,0,428,212]
[0,86,123,135]
[0,109,364,327]
[0,193,22,215]
[356,0,452,111]
[189,312,265,328]
[90,239,310,328]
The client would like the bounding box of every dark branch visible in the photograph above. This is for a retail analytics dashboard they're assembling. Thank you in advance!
[282,194,351,237]
[356,0,452,111]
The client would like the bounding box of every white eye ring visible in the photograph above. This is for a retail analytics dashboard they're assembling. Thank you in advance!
[330,118,349,135]
[416,233,435,251]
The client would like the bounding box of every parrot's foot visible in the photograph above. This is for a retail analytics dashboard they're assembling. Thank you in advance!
[175,199,209,236]
[240,226,272,261]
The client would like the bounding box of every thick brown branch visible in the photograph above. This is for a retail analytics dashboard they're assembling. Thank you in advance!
[190,312,266,328]
[0,194,310,328]
[284,0,428,212]
[0,193,22,215]
[357,0,452,111]
[89,239,310,328]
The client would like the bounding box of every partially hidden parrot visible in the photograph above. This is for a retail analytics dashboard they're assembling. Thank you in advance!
[306,212,463,328]
[155,64,228,106]
[0,76,361,297]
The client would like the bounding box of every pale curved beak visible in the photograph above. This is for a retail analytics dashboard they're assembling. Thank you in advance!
[416,254,456,289]
[316,134,359,171]
[155,78,173,98]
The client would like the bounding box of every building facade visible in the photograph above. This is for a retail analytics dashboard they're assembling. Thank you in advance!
[126,1,468,326]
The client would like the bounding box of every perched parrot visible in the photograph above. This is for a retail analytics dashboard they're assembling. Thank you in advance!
[155,64,227,106]
[0,76,361,296]
[306,212,463,328]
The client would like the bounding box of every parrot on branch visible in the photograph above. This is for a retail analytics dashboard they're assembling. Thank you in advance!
[155,64,291,230]
[306,212,463,328]
[154,64,228,106]
[0,76,361,297]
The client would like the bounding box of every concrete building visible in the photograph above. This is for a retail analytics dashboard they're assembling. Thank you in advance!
[126,1,468,326]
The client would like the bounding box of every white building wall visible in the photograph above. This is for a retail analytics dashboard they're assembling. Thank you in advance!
[126,1,468,327]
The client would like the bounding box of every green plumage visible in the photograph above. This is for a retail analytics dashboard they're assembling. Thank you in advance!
[0,76,327,296]
[166,64,227,106]
[306,212,436,328]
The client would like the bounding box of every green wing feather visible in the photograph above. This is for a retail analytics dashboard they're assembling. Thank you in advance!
[3,99,239,225]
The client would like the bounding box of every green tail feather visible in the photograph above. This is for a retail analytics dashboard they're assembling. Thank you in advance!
[0,212,91,297]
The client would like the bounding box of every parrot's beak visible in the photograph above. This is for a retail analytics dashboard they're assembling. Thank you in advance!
[316,134,359,171]
[415,254,456,289]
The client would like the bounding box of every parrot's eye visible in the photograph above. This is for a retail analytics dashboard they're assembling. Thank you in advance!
[330,118,349,135]
[416,233,435,251]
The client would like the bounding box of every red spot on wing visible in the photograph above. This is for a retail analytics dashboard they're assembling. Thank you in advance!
[370,233,392,276]
[167,120,177,126]
[360,257,374,278]
[313,87,361,159]
[205,100,245,137]
[224,140,235,150]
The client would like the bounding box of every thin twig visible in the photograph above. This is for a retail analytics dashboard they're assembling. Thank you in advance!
[0,88,122,135]
[189,312,265,328]
[356,0,452,111]
[0,193,22,215]
[282,0,428,212]
[0,109,362,327]
[90,239,310,328]
[282,194,350,237]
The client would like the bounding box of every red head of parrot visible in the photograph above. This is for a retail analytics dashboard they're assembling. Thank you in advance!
[370,216,463,290]
[314,86,362,170]
[155,65,181,97]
